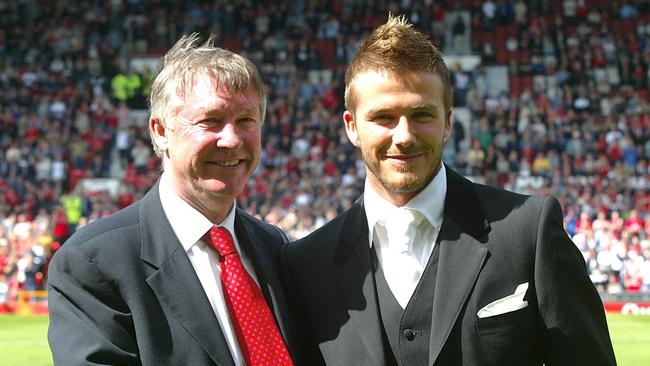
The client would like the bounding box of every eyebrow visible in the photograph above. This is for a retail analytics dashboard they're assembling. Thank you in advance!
[365,104,439,116]
[409,104,438,111]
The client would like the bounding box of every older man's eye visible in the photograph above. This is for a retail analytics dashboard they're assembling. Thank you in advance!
[196,118,221,127]
[238,117,259,128]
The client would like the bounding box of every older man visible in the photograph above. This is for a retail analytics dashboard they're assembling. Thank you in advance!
[48,34,297,366]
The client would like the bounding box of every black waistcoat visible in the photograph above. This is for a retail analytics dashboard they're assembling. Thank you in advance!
[372,244,441,366]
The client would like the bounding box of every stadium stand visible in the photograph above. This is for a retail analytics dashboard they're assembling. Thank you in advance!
[0,1,648,312]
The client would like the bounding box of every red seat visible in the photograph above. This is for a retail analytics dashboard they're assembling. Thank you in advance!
[221,35,241,53]
[509,75,521,96]
[521,76,534,91]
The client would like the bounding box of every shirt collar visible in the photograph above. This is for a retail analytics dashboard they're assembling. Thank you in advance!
[159,172,237,252]
[364,163,447,247]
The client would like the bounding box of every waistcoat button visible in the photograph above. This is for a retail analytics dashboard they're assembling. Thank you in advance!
[403,329,415,341]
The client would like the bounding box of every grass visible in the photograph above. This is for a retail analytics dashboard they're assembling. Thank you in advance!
[0,315,51,366]
[607,313,650,366]
[0,313,648,365]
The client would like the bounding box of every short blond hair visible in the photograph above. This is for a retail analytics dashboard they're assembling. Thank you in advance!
[344,15,451,113]
[148,33,266,156]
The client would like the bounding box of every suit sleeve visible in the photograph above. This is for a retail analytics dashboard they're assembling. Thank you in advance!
[534,196,616,366]
[47,246,139,366]
[279,243,327,366]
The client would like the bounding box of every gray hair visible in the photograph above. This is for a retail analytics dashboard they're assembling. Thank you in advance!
[148,33,267,156]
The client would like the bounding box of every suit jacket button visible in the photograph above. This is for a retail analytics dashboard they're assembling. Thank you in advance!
[403,329,415,341]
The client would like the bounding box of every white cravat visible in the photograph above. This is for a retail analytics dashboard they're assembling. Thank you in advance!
[379,207,426,307]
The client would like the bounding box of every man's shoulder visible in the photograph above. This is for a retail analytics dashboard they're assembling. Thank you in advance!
[236,208,286,242]
[447,167,533,207]
[58,201,142,255]
[292,206,358,249]
[285,203,368,276]
[48,200,146,284]
[469,181,553,223]
[473,181,533,203]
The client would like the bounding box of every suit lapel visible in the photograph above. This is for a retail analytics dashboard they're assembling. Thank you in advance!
[234,211,298,358]
[427,216,487,365]
[139,183,234,366]
[334,201,387,365]
[428,168,490,365]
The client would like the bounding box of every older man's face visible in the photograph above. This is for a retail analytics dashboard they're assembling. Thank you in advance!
[163,73,261,213]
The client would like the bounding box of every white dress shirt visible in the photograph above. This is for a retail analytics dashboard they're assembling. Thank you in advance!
[159,172,258,366]
[364,164,447,309]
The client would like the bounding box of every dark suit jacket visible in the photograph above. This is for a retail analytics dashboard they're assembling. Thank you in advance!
[282,168,616,366]
[48,182,297,365]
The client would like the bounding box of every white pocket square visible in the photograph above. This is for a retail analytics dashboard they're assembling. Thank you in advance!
[477,282,529,318]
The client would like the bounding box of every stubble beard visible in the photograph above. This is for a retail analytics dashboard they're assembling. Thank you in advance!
[382,163,438,193]
[362,146,439,194]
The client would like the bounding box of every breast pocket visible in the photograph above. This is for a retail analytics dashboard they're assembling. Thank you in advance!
[474,306,540,365]
[475,306,531,337]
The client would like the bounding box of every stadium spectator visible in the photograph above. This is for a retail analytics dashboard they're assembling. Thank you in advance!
[130,138,152,175]
[0,0,648,301]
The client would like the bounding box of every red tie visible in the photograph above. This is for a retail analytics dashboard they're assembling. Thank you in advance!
[209,226,294,366]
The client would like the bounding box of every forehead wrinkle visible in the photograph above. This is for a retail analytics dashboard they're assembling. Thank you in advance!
[201,105,257,118]
[188,93,260,122]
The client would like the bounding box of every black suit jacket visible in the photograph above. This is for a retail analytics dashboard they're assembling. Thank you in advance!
[282,168,616,366]
[48,182,297,365]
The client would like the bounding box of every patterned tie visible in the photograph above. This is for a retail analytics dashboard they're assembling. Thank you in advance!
[209,226,293,366]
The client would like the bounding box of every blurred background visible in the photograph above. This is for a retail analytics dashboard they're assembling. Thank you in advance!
[0,0,649,364]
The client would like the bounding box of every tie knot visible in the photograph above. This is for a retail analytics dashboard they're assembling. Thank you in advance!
[209,226,236,257]
[386,207,424,228]
[383,207,424,252]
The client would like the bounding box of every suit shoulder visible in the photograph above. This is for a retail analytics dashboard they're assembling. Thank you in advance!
[475,182,548,208]
[473,182,530,201]
[58,201,141,255]
[237,209,286,242]
[472,183,555,225]
[284,209,354,273]
[291,208,352,249]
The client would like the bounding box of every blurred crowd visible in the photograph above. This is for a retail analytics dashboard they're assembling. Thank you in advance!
[0,0,649,307]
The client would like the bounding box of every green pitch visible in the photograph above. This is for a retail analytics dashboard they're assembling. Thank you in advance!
[0,313,648,365]
[607,313,650,366]
[0,315,51,366]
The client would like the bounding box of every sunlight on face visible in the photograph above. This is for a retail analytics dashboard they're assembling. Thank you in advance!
[344,71,451,205]
[164,73,262,214]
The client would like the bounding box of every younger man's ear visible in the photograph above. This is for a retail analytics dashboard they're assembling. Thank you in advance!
[343,111,359,147]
